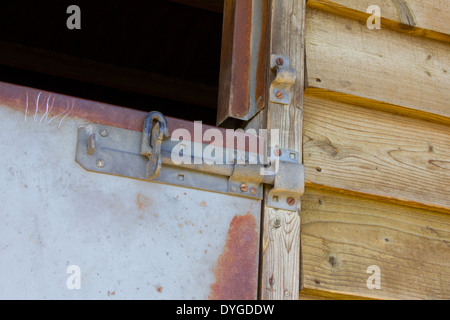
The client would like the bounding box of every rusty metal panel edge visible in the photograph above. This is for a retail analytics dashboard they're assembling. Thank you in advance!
[217,0,269,125]
[0,81,265,154]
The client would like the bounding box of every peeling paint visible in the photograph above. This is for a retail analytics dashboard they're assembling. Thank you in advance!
[209,212,258,300]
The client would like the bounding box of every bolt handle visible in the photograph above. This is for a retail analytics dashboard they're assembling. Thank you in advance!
[141,111,170,180]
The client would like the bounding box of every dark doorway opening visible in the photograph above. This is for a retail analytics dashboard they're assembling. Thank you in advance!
[0,0,224,125]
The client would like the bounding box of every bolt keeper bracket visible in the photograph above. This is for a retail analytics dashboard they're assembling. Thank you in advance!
[228,148,305,212]
[266,159,305,212]
[270,54,297,105]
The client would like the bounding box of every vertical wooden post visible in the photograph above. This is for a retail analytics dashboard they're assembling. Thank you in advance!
[257,0,306,300]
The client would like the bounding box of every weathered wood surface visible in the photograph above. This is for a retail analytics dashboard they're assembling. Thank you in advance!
[303,95,450,213]
[306,0,450,42]
[301,188,450,300]
[257,0,305,300]
[305,8,450,120]
[305,88,450,126]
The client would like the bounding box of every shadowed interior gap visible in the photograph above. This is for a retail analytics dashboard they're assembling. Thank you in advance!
[0,0,224,125]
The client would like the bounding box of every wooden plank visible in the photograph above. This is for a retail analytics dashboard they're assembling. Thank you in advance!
[305,8,450,120]
[0,40,218,109]
[303,95,450,213]
[299,289,373,300]
[306,0,450,43]
[301,188,450,300]
[305,88,450,127]
[255,0,306,300]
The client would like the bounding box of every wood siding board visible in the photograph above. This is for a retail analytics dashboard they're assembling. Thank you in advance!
[306,0,450,42]
[301,188,450,300]
[305,8,450,120]
[303,95,450,213]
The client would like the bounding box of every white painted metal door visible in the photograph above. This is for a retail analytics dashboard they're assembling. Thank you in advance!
[0,82,261,299]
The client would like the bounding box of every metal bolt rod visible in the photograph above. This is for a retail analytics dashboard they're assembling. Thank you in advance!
[159,151,276,185]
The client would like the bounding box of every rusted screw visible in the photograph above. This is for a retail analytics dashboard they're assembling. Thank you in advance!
[276,57,284,66]
[240,183,248,193]
[276,91,284,100]
[250,187,257,195]
[273,218,281,228]
[99,129,108,137]
[287,197,296,206]
[273,148,282,157]
[96,159,105,168]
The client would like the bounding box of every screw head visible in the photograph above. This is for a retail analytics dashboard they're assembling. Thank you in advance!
[240,183,248,193]
[250,187,257,195]
[273,148,282,157]
[276,57,284,66]
[276,91,284,100]
[96,159,105,168]
[273,218,281,228]
[99,129,108,137]
[287,197,296,206]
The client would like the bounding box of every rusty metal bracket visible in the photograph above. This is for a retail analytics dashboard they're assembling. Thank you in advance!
[269,54,297,105]
[265,148,304,211]
[228,162,264,199]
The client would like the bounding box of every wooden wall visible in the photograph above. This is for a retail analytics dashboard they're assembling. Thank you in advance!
[300,0,450,300]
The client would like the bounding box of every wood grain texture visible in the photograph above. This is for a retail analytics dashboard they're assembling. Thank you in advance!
[299,289,373,300]
[306,0,450,42]
[257,0,306,300]
[305,88,450,126]
[303,95,450,213]
[305,8,450,120]
[301,188,450,300]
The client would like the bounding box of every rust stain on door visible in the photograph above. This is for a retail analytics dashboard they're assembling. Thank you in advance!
[136,193,152,210]
[209,212,259,300]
